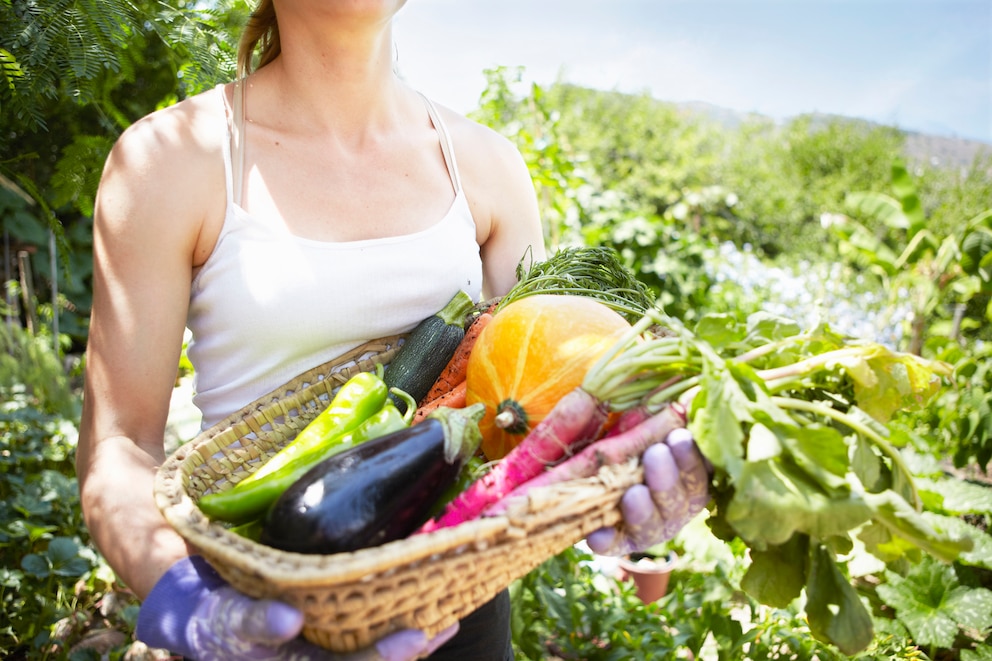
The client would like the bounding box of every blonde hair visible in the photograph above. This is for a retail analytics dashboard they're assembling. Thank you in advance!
[237,0,280,78]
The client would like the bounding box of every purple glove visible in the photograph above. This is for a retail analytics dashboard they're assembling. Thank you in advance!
[136,556,458,661]
[586,428,709,556]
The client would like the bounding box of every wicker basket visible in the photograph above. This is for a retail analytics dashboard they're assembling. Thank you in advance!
[154,335,642,653]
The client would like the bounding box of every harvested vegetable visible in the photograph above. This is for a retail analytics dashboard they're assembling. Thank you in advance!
[497,245,655,323]
[465,294,631,461]
[418,332,647,533]
[413,380,467,424]
[260,403,485,555]
[483,402,688,506]
[197,390,414,524]
[244,369,389,484]
[384,289,476,413]
[419,310,493,406]
[499,308,967,654]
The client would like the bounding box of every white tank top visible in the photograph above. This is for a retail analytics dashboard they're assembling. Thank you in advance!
[186,84,483,428]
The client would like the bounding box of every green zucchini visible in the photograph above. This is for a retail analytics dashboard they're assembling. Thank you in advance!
[384,289,475,412]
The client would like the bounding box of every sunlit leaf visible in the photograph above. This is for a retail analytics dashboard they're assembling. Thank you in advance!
[864,490,974,562]
[878,559,992,650]
[726,459,870,547]
[841,344,951,421]
[845,191,908,231]
[890,159,926,234]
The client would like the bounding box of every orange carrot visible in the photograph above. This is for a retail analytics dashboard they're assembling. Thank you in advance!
[420,312,493,405]
[413,380,468,424]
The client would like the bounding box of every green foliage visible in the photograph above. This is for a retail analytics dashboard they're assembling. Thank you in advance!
[1,0,244,349]
[0,320,75,417]
[909,338,992,471]
[511,546,679,660]
[544,84,724,224]
[830,159,992,352]
[471,66,589,249]
[718,114,905,258]
[0,391,139,659]
[1,0,140,129]
[825,158,992,470]
[877,557,992,655]
[917,150,992,242]
[579,191,723,324]
[498,245,656,323]
[510,536,937,660]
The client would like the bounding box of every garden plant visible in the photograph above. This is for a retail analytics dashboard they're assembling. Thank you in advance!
[2,2,991,659]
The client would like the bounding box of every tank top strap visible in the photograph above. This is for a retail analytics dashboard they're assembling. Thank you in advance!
[418,93,463,195]
[231,79,247,207]
[215,83,236,207]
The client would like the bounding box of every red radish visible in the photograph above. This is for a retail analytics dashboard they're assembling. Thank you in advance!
[601,405,652,438]
[481,403,687,516]
[415,387,610,533]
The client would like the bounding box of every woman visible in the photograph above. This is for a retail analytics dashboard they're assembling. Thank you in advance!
[76,1,709,659]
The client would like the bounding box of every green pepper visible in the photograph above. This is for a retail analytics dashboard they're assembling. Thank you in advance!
[228,517,264,542]
[199,399,411,524]
[244,370,389,485]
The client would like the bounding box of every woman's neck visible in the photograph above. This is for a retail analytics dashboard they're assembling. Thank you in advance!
[249,14,409,137]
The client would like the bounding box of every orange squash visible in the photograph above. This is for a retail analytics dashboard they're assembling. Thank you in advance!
[465,294,631,460]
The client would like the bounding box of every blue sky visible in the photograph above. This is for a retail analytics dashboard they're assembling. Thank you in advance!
[394,0,992,144]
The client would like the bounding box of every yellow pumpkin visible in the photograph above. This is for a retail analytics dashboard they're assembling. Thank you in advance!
[465,294,631,460]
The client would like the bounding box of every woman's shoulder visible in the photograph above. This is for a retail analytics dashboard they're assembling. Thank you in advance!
[426,97,544,282]
[108,87,227,186]
[433,103,519,160]
[429,101,529,192]
[97,85,229,239]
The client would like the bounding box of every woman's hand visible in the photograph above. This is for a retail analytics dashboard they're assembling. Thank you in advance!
[136,556,458,661]
[586,428,710,556]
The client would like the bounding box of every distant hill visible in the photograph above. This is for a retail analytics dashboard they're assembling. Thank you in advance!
[902,131,991,170]
[673,100,991,171]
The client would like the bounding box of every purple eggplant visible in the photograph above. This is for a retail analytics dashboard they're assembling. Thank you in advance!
[260,403,484,554]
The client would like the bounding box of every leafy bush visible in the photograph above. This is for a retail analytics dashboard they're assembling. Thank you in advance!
[0,316,137,658]
[0,392,140,659]
[0,320,76,418]
[510,533,948,660]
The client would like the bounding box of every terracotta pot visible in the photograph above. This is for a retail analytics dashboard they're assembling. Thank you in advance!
[618,552,677,603]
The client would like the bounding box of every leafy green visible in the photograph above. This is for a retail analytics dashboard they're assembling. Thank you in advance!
[740,534,808,608]
[806,544,875,656]
[585,307,977,654]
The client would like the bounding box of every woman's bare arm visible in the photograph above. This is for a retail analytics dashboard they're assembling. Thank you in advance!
[76,96,224,599]
[448,112,548,298]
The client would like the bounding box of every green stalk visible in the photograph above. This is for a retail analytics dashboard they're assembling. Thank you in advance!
[770,396,920,507]
[643,375,702,412]
[759,374,813,395]
[755,347,872,383]
[582,310,660,397]
[732,333,818,365]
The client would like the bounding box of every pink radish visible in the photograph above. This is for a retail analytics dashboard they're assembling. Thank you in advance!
[416,387,610,533]
[482,402,687,516]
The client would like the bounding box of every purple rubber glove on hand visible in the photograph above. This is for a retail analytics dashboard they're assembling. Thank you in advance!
[586,427,710,556]
[136,555,458,661]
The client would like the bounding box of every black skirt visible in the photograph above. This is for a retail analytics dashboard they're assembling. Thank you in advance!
[428,589,514,661]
